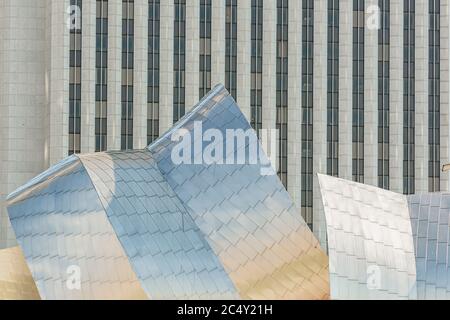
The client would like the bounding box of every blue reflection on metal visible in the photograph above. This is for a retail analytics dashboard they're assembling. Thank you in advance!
[8,161,147,299]
[6,84,329,300]
[149,85,330,299]
[407,193,450,299]
[79,151,239,300]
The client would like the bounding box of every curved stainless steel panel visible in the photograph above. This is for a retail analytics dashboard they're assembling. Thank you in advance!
[79,151,239,300]
[7,161,147,300]
[408,193,450,299]
[318,174,417,299]
[5,85,329,300]
[149,85,330,299]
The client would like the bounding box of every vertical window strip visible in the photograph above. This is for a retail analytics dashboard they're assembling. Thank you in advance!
[251,0,263,134]
[378,0,390,189]
[173,0,186,123]
[429,0,440,191]
[352,0,364,183]
[95,0,108,152]
[121,0,134,150]
[276,0,288,189]
[69,0,82,155]
[301,0,313,229]
[148,0,160,144]
[327,0,339,177]
[225,0,237,100]
[199,0,212,99]
[403,0,415,194]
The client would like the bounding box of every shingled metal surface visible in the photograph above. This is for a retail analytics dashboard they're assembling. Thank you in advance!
[6,73,450,300]
[149,85,330,299]
[0,246,40,300]
[318,174,417,299]
[407,193,450,299]
[6,84,329,300]
[79,151,239,300]
[7,161,147,300]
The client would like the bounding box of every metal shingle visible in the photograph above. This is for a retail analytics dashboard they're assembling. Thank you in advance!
[7,162,147,300]
[79,151,238,299]
[149,85,330,299]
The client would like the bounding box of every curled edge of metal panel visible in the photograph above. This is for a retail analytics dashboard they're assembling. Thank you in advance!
[317,174,417,300]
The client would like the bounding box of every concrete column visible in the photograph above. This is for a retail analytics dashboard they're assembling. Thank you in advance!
[237,0,251,120]
[364,0,379,187]
[441,0,449,191]
[415,2,429,193]
[107,0,122,151]
[287,0,301,208]
[47,0,70,165]
[262,0,276,150]
[0,0,48,248]
[185,0,200,111]
[133,0,149,149]
[211,0,225,87]
[261,0,277,199]
[390,0,404,193]
[81,0,96,154]
[338,0,353,181]
[159,1,174,133]
[312,0,328,248]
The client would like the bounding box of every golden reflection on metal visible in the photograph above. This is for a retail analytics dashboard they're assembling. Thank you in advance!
[0,246,40,300]
[64,231,149,300]
[221,225,330,300]
[146,85,331,300]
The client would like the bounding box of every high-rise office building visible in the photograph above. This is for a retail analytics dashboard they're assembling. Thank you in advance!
[0,0,449,248]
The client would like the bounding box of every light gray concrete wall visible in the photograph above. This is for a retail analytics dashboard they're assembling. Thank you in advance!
[186,0,200,111]
[312,0,328,249]
[237,0,251,120]
[0,0,47,248]
[159,1,174,134]
[81,0,96,154]
[441,0,449,191]
[107,0,122,151]
[415,2,429,193]
[46,0,70,165]
[287,0,301,209]
[134,0,149,149]
[261,0,277,178]
[338,0,353,181]
[390,0,404,193]
[364,0,379,187]
[211,0,225,87]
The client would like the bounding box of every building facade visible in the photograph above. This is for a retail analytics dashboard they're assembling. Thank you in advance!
[1,0,450,248]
